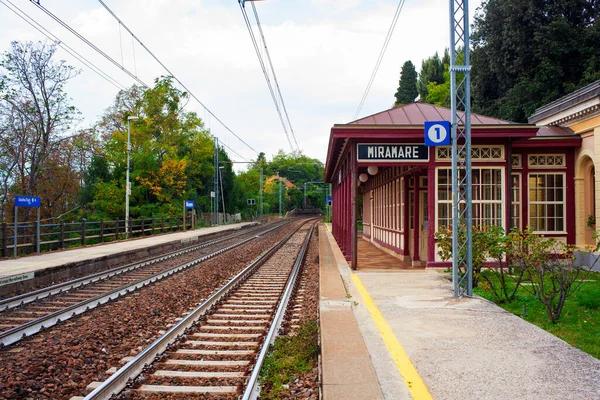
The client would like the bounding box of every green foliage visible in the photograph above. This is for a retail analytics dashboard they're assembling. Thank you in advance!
[239,151,325,214]
[86,77,214,219]
[394,60,418,106]
[425,69,451,108]
[435,223,503,287]
[260,321,319,399]
[417,52,445,101]
[476,272,600,359]
[516,237,597,324]
[471,0,600,122]
[437,223,599,323]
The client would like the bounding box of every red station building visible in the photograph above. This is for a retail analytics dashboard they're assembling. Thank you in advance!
[324,102,582,269]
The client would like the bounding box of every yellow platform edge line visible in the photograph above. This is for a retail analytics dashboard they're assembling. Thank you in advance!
[351,273,433,400]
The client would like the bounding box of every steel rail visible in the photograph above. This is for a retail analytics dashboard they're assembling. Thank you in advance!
[83,221,309,400]
[242,222,315,400]
[0,222,278,312]
[0,221,290,347]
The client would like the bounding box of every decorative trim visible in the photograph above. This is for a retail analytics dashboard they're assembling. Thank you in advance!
[512,155,522,168]
[528,154,565,168]
[436,145,504,161]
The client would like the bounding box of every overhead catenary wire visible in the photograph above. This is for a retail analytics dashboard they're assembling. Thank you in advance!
[1,0,127,91]
[238,1,300,152]
[29,0,150,88]
[94,0,259,157]
[239,1,294,153]
[353,0,406,120]
[250,2,299,153]
[22,0,256,161]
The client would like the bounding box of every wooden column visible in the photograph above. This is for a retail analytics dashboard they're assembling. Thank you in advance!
[402,176,410,257]
[412,172,420,263]
[351,143,358,269]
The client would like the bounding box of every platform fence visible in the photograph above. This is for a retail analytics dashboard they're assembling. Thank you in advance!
[0,212,239,259]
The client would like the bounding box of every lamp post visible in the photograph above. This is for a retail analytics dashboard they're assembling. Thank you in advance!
[125,115,138,238]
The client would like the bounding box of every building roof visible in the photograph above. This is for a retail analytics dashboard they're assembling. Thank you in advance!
[349,102,513,125]
[324,102,578,182]
[265,175,295,189]
[528,80,600,125]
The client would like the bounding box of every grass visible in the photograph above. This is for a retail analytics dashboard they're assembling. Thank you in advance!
[259,321,319,399]
[475,271,600,360]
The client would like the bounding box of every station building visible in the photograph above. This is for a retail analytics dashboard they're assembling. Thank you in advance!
[324,80,600,269]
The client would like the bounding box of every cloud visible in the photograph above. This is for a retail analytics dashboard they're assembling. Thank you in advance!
[0,0,482,169]
[311,0,361,12]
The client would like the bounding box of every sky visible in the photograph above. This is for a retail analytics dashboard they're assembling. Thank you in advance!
[0,0,483,170]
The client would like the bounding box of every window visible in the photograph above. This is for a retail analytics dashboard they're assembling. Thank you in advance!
[511,174,521,230]
[437,168,503,228]
[528,173,565,232]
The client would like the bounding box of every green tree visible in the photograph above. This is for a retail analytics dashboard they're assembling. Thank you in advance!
[394,60,418,106]
[471,0,600,122]
[89,78,213,219]
[417,52,444,101]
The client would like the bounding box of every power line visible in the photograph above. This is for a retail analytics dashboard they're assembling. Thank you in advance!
[1,0,127,91]
[353,0,406,120]
[29,0,150,88]
[250,2,299,152]
[95,0,259,157]
[239,1,293,152]
[239,1,300,154]
[5,1,253,165]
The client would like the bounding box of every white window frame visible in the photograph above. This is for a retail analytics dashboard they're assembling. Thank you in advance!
[511,173,522,230]
[528,172,566,234]
[436,167,504,230]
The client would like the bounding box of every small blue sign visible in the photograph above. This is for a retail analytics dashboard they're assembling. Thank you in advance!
[424,121,451,146]
[15,196,41,208]
[185,200,194,209]
[326,196,332,203]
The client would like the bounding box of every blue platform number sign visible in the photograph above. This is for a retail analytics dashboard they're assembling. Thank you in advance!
[424,121,451,146]
[15,196,41,208]
[326,196,332,206]
[185,200,194,209]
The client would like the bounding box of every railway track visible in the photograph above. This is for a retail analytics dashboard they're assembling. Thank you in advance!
[83,220,317,400]
[0,220,291,347]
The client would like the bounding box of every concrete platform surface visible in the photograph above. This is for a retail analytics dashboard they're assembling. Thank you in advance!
[322,226,600,399]
[319,224,388,400]
[0,222,256,280]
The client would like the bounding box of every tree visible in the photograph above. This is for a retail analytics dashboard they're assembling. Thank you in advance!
[88,77,213,219]
[394,61,418,106]
[417,52,444,101]
[471,0,600,122]
[0,41,80,220]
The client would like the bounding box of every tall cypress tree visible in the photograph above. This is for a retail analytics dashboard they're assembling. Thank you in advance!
[417,53,444,101]
[394,60,418,106]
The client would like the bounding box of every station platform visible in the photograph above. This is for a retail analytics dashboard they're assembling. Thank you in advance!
[319,224,600,400]
[0,222,257,290]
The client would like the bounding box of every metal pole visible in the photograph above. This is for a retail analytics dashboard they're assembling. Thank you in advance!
[279,172,282,217]
[259,167,263,219]
[303,182,306,209]
[125,119,131,238]
[13,205,17,259]
[36,207,40,254]
[214,137,219,225]
[125,116,138,238]
[450,0,473,297]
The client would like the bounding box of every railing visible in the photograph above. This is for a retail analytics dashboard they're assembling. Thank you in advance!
[0,212,239,259]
